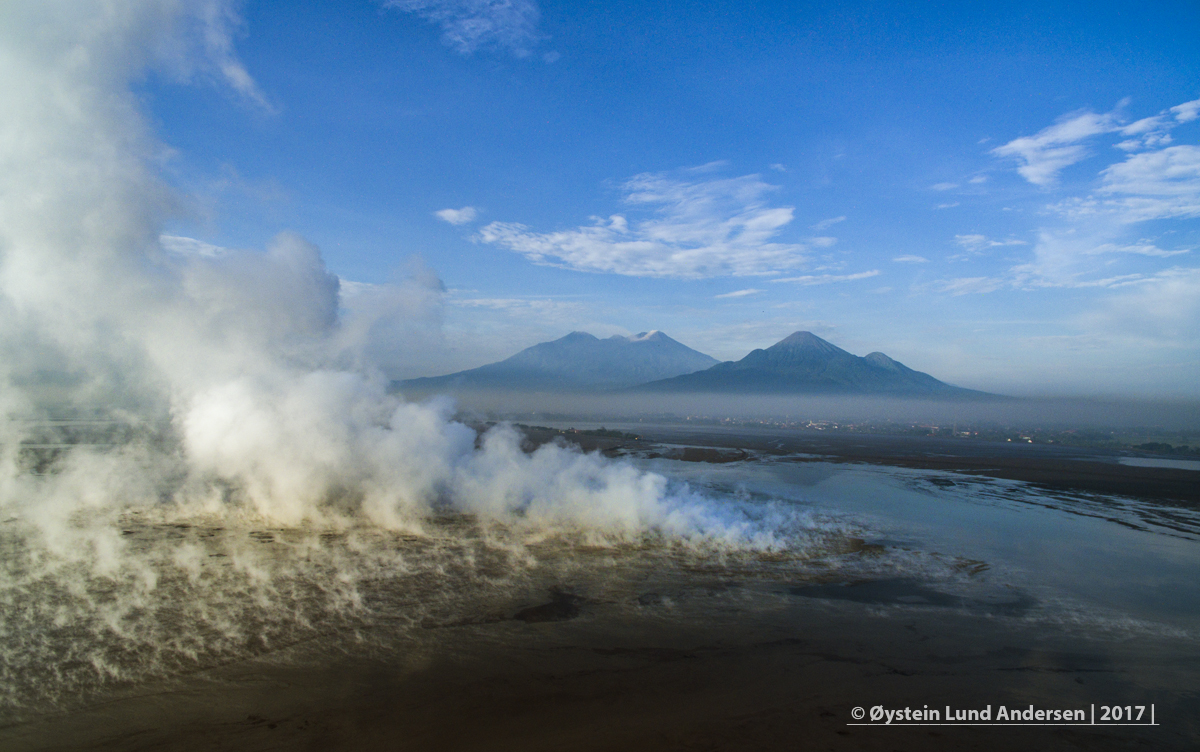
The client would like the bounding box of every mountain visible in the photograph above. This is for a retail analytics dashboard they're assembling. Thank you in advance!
[399,331,719,392]
[630,331,996,398]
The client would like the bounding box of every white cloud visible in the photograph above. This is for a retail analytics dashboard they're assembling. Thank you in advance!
[450,296,584,313]
[809,215,845,231]
[1097,145,1200,220]
[161,235,227,258]
[1170,98,1200,123]
[953,234,1027,253]
[1084,243,1189,258]
[771,270,880,285]
[435,206,478,225]
[1119,115,1168,136]
[995,97,1200,187]
[927,276,1007,295]
[893,255,929,263]
[477,170,811,278]
[1079,267,1200,345]
[991,110,1118,186]
[769,163,788,173]
[714,288,762,299]
[1005,229,1193,290]
[935,202,960,210]
[930,182,958,191]
[1068,273,1151,288]
[931,100,1200,299]
[172,2,272,109]
[382,0,542,56]
[968,175,988,184]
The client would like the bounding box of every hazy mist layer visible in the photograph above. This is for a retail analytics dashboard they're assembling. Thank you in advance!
[410,390,1200,432]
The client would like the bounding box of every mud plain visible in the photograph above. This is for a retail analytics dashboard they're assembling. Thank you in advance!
[3,425,1198,752]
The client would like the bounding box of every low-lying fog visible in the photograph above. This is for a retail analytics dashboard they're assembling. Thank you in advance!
[412,390,1200,432]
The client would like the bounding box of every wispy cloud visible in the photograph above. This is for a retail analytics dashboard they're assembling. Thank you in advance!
[809,215,846,231]
[991,110,1118,186]
[192,2,273,109]
[435,206,478,225]
[450,296,584,313]
[1084,243,1189,258]
[478,169,813,278]
[921,270,1158,296]
[382,0,542,56]
[994,97,1200,187]
[926,276,1008,295]
[771,270,880,285]
[935,202,960,210]
[893,255,929,263]
[1171,98,1200,123]
[1097,145,1200,221]
[930,182,958,191]
[953,234,1028,253]
[1079,267,1200,345]
[715,288,763,299]
[1009,104,1199,291]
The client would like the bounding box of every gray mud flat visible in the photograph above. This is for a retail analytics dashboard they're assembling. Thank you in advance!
[2,574,1196,752]
[4,438,1199,752]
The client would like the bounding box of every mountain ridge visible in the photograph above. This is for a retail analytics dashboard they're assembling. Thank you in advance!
[630,331,998,398]
[399,330,719,392]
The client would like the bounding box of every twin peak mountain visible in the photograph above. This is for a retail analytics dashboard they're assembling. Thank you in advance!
[401,330,993,398]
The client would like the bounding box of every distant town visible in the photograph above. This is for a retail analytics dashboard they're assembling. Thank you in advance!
[511,415,1200,456]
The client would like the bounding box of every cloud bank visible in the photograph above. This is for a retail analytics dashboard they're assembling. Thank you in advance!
[477,169,816,278]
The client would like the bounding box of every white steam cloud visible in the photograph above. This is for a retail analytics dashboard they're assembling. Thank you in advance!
[0,0,815,543]
[0,3,831,709]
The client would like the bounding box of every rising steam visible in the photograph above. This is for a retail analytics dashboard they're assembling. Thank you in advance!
[0,0,764,539]
[0,1,842,712]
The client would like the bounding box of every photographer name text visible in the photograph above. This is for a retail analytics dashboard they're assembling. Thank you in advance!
[848,703,1156,726]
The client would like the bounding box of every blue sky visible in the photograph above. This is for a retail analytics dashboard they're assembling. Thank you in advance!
[148,0,1200,397]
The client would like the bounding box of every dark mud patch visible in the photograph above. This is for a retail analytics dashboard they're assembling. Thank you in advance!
[789,578,1035,616]
[677,447,750,464]
[512,590,584,623]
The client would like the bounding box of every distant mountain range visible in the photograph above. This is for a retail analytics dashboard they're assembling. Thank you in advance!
[400,331,719,392]
[631,331,995,398]
[400,329,998,399]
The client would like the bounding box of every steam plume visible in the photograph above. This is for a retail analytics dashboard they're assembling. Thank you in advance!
[0,2,839,713]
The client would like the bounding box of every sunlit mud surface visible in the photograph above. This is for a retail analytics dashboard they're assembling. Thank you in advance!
[2,455,1198,750]
[2,479,1029,717]
[0,503,872,714]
